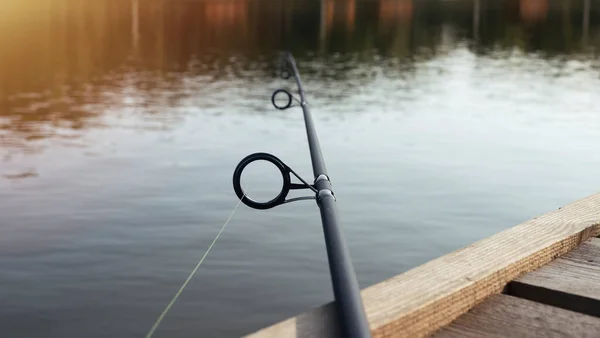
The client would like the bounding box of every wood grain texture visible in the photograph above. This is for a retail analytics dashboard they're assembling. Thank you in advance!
[432,294,600,338]
[509,238,600,317]
[246,193,600,338]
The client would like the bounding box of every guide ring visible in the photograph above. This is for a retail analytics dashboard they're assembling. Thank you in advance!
[281,68,291,80]
[271,89,293,110]
[233,152,314,210]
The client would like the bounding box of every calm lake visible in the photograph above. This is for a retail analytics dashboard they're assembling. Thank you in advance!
[1,0,600,337]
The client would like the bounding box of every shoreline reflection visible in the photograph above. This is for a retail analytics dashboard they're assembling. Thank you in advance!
[1,0,599,178]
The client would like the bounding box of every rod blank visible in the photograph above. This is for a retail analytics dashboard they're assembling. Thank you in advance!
[233,52,372,338]
[284,52,372,338]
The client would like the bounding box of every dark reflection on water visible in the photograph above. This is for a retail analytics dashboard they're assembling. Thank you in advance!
[1,0,600,337]
[1,0,599,163]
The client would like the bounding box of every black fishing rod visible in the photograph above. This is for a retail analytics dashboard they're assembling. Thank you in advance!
[232,52,372,338]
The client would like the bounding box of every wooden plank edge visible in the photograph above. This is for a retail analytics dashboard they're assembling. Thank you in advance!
[245,193,600,338]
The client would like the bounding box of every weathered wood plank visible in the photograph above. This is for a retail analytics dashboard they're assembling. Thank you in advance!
[432,294,600,338]
[509,238,600,317]
[247,193,600,338]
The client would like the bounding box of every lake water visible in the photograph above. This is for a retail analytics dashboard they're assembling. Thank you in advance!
[1,0,600,337]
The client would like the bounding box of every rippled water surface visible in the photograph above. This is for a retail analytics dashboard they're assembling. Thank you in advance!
[1,0,600,337]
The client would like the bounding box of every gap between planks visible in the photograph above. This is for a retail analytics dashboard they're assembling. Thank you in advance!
[507,238,600,317]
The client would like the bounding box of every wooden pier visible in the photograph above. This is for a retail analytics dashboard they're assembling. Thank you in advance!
[247,193,600,337]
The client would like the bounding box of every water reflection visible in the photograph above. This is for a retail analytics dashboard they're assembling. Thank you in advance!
[0,0,599,177]
[379,0,413,26]
[520,0,549,22]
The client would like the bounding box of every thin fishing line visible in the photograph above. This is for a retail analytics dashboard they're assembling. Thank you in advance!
[145,192,246,338]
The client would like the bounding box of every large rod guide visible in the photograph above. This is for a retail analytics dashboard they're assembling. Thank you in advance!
[232,52,372,338]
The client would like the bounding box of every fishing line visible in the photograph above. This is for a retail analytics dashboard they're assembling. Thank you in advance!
[145,192,246,338]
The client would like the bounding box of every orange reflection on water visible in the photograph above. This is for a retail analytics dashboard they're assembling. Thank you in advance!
[379,0,413,26]
[204,0,248,28]
[520,0,548,23]
[326,0,335,34]
[346,0,356,32]
[0,0,129,160]
[323,0,356,34]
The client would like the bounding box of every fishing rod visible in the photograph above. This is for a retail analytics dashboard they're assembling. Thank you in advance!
[232,52,372,338]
